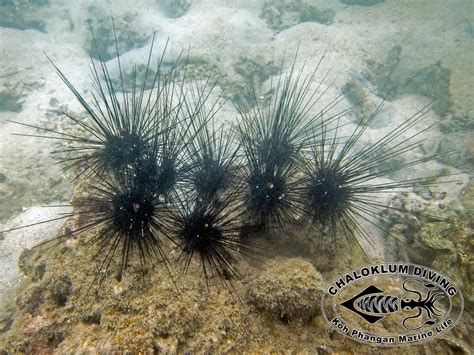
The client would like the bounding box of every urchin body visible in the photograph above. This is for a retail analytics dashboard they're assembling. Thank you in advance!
[102,131,150,173]
[247,169,288,224]
[111,191,156,233]
[305,167,351,226]
[179,211,229,259]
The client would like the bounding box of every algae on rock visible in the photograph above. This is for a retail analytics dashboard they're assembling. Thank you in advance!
[247,258,325,321]
[0,91,23,113]
[420,215,473,306]
[0,0,47,32]
[156,0,191,18]
[1,209,472,352]
[84,13,151,61]
[402,62,452,117]
[363,45,402,100]
[260,0,334,33]
[384,192,473,309]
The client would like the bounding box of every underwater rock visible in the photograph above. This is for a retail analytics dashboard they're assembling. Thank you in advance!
[341,0,384,6]
[111,63,159,92]
[0,226,246,352]
[402,62,452,117]
[0,91,23,112]
[85,13,151,61]
[462,179,474,212]
[421,216,473,307]
[47,275,72,307]
[437,133,474,168]
[231,57,279,110]
[363,45,402,100]
[0,313,13,334]
[384,190,473,309]
[18,248,46,282]
[233,57,279,89]
[0,204,71,324]
[175,55,279,111]
[439,113,474,134]
[15,284,45,315]
[156,0,191,18]
[80,310,101,325]
[0,73,44,116]
[0,0,47,32]
[113,55,212,93]
[16,254,72,313]
[3,314,66,354]
[260,0,334,33]
[247,257,324,321]
[383,192,434,262]
[342,80,366,108]
[364,53,453,117]
[1,224,470,352]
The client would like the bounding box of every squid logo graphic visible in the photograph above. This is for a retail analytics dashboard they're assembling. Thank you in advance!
[321,263,464,347]
[341,280,444,329]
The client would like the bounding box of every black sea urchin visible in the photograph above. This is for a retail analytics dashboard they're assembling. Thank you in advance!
[236,54,346,229]
[186,114,240,203]
[3,23,227,294]
[127,78,216,202]
[11,22,188,181]
[69,168,176,293]
[3,164,177,296]
[299,103,452,254]
[149,77,224,201]
[166,187,258,293]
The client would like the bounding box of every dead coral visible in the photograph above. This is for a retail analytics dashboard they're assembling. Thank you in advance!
[247,258,325,321]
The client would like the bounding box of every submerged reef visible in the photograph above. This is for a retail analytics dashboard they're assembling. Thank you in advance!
[0,22,472,353]
[2,238,472,353]
[384,189,473,311]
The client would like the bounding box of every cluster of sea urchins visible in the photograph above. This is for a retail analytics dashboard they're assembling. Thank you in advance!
[7,28,451,296]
